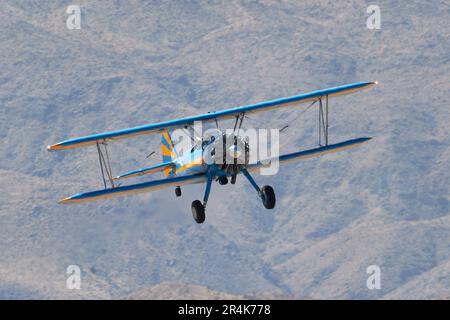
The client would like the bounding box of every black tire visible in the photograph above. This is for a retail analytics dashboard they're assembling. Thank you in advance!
[191,200,205,224]
[218,176,228,185]
[175,186,182,197]
[261,185,276,209]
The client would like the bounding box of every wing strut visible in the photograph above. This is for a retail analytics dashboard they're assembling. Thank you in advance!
[96,140,115,189]
[232,112,245,134]
[318,95,329,146]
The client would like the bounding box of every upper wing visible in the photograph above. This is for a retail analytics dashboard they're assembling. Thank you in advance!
[47,81,377,151]
[247,137,372,173]
[59,173,207,204]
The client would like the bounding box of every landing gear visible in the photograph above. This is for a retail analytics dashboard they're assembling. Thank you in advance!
[261,185,276,209]
[218,176,228,185]
[189,168,277,224]
[191,200,205,224]
[241,168,276,210]
[175,186,182,197]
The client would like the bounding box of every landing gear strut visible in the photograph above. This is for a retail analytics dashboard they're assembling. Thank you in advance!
[242,168,276,209]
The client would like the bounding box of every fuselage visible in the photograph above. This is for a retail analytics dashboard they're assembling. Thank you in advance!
[171,133,247,178]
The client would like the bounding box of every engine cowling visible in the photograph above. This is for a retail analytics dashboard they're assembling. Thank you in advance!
[201,133,249,174]
[220,133,249,174]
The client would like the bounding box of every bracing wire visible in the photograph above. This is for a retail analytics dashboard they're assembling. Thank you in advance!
[279,100,317,133]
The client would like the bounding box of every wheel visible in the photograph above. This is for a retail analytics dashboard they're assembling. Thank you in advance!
[218,176,228,185]
[175,186,182,197]
[191,200,205,223]
[261,185,276,209]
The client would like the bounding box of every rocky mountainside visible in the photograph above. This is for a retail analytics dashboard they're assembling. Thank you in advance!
[0,1,449,299]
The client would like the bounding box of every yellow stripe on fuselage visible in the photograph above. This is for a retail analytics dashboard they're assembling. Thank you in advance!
[175,156,204,175]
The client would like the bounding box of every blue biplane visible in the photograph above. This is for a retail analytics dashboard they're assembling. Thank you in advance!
[47,81,377,223]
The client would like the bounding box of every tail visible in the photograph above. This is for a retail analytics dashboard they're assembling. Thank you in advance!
[161,130,175,176]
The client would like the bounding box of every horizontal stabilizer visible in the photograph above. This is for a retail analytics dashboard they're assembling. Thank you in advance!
[115,161,174,180]
[59,173,207,204]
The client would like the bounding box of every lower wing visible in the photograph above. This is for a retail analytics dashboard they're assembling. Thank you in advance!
[60,138,370,204]
[59,173,207,204]
[247,137,371,172]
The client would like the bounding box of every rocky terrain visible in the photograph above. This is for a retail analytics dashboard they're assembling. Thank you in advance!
[0,0,449,299]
